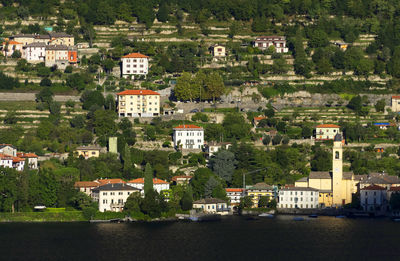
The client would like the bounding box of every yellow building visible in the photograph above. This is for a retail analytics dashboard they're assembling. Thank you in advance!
[295,134,357,207]
[246,183,274,207]
[76,145,102,159]
[212,45,226,58]
[49,32,74,46]
[117,89,160,117]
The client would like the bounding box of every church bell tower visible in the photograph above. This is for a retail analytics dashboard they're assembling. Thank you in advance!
[332,133,344,206]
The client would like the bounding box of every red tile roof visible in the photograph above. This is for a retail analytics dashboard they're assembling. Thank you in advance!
[122,53,149,59]
[361,184,386,190]
[74,181,100,188]
[171,175,193,182]
[316,124,340,128]
[0,153,24,163]
[254,116,266,121]
[117,90,160,96]
[389,186,400,192]
[174,125,202,129]
[392,96,400,99]
[2,40,22,45]
[225,188,244,192]
[128,178,169,184]
[97,179,126,185]
[17,152,38,158]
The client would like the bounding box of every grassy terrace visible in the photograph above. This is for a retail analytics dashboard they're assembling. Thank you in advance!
[0,211,86,222]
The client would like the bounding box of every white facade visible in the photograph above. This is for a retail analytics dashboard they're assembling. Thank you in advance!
[193,198,229,215]
[315,124,341,140]
[0,155,13,169]
[253,36,288,53]
[225,189,244,206]
[173,125,204,150]
[278,188,319,209]
[127,178,170,195]
[392,96,400,112]
[0,145,17,156]
[360,185,387,212]
[24,43,46,62]
[92,183,140,212]
[117,90,160,117]
[121,53,149,78]
[212,45,226,57]
[206,142,232,157]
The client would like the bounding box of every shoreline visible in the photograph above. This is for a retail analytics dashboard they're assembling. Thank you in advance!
[0,212,397,223]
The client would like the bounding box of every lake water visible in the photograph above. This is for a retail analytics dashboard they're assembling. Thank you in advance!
[1,215,399,261]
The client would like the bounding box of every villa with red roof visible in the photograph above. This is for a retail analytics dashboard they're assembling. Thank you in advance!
[225,188,244,206]
[117,89,160,117]
[360,184,387,212]
[315,124,341,140]
[391,96,400,112]
[121,52,149,78]
[1,40,23,57]
[173,125,204,150]
[127,178,170,194]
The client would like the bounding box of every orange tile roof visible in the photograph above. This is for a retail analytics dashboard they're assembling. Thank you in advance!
[392,96,400,99]
[12,157,24,163]
[254,116,266,121]
[2,40,22,45]
[74,181,100,188]
[389,186,400,192]
[117,90,160,96]
[174,124,202,129]
[316,124,340,128]
[122,53,149,58]
[17,152,38,158]
[225,188,244,192]
[128,178,169,184]
[361,184,386,190]
[0,153,13,160]
[97,179,126,185]
[171,175,193,182]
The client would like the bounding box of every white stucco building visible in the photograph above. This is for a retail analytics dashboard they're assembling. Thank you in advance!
[24,42,46,63]
[117,89,160,117]
[225,188,244,207]
[0,144,17,157]
[121,53,149,78]
[173,125,204,150]
[1,40,23,57]
[127,178,170,194]
[360,185,387,212]
[253,36,288,53]
[315,124,341,140]
[193,198,229,215]
[391,96,400,112]
[212,45,226,58]
[0,154,13,169]
[278,187,319,209]
[92,183,141,212]
[17,152,38,169]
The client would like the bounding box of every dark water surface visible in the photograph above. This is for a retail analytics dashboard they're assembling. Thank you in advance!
[1,215,399,261]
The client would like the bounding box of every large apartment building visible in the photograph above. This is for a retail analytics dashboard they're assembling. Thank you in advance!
[117,90,160,117]
[121,53,149,78]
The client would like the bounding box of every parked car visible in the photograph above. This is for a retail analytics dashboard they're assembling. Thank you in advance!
[190,109,199,113]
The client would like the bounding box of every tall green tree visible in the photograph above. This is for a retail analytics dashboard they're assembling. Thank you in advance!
[209,150,237,184]
[143,163,153,194]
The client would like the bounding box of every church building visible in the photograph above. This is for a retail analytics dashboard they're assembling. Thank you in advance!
[295,134,358,207]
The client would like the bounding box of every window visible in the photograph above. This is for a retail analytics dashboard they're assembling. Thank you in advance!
[103,192,107,196]
[119,192,123,195]
[335,151,339,159]
[91,152,96,155]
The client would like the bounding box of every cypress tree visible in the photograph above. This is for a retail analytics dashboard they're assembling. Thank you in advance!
[144,163,153,194]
